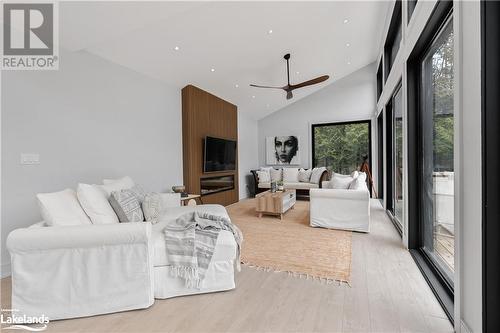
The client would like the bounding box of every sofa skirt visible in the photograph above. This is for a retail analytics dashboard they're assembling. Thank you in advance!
[154,260,235,299]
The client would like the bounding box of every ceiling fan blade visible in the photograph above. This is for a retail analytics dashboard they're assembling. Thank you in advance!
[286,91,293,100]
[290,75,330,90]
[249,84,284,90]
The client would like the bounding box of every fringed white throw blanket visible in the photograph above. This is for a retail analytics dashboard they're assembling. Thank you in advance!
[163,211,243,288]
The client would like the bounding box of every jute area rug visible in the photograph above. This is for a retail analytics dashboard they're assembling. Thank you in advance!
[227,198,352,284]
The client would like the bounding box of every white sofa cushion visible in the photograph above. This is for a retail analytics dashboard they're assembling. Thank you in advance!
[256,170,271,183]
[298,168,312,182]
[349,172,368,191]
[258,182,271,189]
[99,176,135,198]
[284,182,319,190]
[77,183,119,224]
[37,189,92,226]
[310,167,327,184]
[270,168,282,182]
[283,168,299,182]
[330,173,354,190]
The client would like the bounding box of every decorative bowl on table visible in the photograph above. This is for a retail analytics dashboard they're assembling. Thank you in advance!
[171,185,185,194]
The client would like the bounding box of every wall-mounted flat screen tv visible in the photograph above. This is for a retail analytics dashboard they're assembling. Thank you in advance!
[204,136,237,172]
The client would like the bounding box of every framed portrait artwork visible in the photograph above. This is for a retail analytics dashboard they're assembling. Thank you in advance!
[266,136,300,165]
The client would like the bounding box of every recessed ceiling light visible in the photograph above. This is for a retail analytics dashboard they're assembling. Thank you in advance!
[296,71,300,75]
[347,61,351,65]
[343,19,349,24]
[268,29,273,34]
[211,68,215,72]
[174,46,180,51]
[252,95,256,99]
[235,84,239,88]
[346,43,350,47]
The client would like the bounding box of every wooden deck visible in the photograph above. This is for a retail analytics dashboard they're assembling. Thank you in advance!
[435,225,455,271]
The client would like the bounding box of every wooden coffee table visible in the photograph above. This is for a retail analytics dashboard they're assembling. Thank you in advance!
[255,189,296,219]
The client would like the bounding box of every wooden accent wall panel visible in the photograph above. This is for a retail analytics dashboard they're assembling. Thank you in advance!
[182,85,239,206]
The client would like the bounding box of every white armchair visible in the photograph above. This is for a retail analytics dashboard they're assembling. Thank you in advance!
[6,222,154,320]
[309,187,370,233]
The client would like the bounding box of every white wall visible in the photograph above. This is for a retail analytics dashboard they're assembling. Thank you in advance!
[257,63,377,168]
[457,1,482,331]
[238,112,259,199]
[1,50,184,276]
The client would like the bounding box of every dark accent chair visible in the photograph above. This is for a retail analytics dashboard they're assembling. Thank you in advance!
[250,168,329,200]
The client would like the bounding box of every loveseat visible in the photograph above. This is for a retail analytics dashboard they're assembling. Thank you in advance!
[250,167,329,199]
[6,177,238,321]
[309,171,371,232]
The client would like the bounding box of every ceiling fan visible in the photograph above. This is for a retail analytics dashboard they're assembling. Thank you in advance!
[250,53,329,100]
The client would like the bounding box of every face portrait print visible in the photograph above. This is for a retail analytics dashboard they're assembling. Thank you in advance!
[274,136,298,164]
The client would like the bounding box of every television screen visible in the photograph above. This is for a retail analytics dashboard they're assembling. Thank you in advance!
[204,136,237,172]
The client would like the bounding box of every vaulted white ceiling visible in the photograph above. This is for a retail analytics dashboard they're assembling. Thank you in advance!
[60,1,389,119]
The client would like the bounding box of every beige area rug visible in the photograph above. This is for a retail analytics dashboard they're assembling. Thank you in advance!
[227,198,352,283]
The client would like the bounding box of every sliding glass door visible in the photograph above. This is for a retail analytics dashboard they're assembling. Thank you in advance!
[420,16,455,285]
[393,86,404,227]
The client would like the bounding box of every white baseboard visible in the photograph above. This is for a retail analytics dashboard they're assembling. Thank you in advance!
[1,262,11,278]
[460,320,472,333]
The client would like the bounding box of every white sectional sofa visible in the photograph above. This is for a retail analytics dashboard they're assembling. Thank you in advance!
[6,178,237,321]
[251,167,329,198]
[309,171,371,232]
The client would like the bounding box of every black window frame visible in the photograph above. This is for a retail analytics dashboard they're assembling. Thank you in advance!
[407,0,454,323]
[384,0,402,82]
[376,59,383,101]
[311,120,372,194]
[408,0,418,23]
[377,111,384,201]
[385,102,393,215]
[481,1,500,331]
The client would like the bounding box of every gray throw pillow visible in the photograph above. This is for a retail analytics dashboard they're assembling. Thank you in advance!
[128,185,146,203]
[142,193,163,224]
[109,189,144,222]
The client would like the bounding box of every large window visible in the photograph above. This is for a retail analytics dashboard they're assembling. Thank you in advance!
[420,16,455,284]
[384,0,402,81]
[377,60,383,101]
[393,85,404,227]
[408,0,418,23]
[407,1,454,320]
[312,121,371,176]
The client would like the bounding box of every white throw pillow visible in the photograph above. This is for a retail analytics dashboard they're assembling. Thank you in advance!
[256,170,271,183]
[283,168,299,182]
[298,168,312,182]
[37,189,92,226]
[310,167,327,184]
[331,174,354,189]
[349,172,368,190]
[77,183,119,224]
[270,168,282,182]
[99,176,135,198]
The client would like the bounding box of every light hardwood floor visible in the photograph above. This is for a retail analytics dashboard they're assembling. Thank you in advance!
[0,199,453,333]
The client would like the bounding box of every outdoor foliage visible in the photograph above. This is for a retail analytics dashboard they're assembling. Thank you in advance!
[313,123,369,174]
[431,25,454,171]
